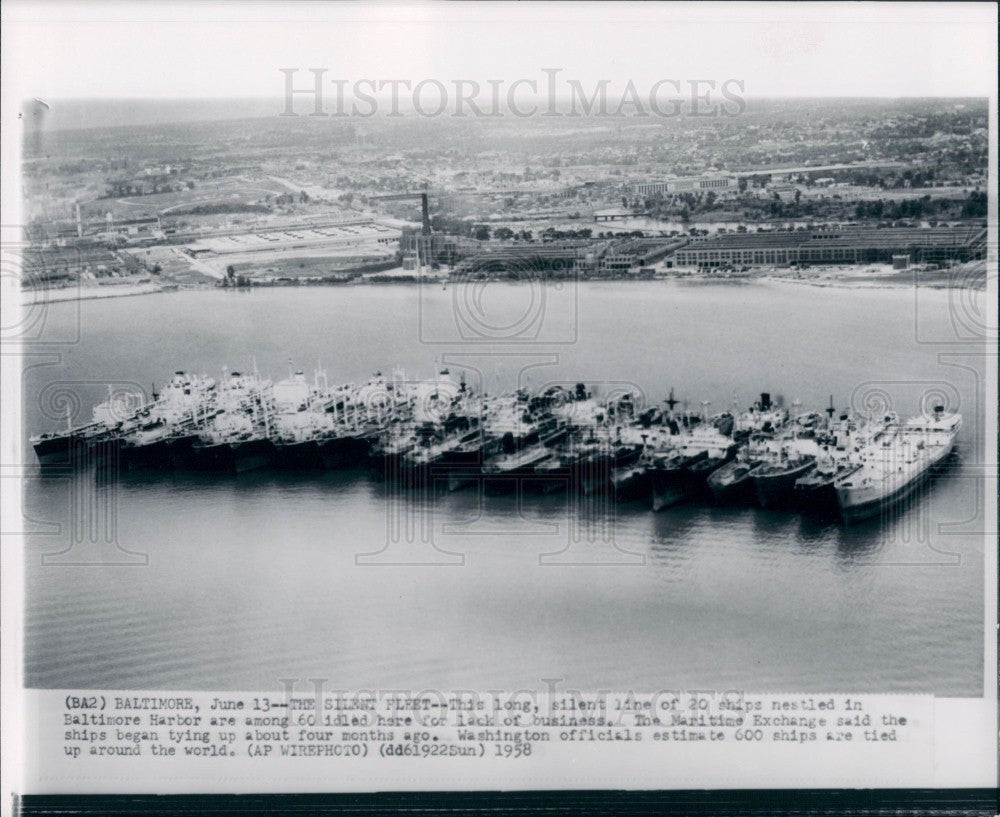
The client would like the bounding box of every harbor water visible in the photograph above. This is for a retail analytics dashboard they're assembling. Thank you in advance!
[21,281,987,695]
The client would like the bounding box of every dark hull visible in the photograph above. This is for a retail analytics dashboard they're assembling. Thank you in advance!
[575,446,643,495]
[795,465,860,514]
[321,436,373,469]
[610,465,649,502]
[193,439,274,473]
[483,453,552,494]
[166,435,200,468]
[707,460,760,504]
[753,459,816,508]
[398,449,485,487]
[686,450,736,494]
[650,452,708,511]
[272,440,324,469]
[121,438,175,469]
[90,436,124,468]
[32,434,91,466]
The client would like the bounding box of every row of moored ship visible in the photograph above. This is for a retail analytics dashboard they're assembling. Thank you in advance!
[31,367,961,523]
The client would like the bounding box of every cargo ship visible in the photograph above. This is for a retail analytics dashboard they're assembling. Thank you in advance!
[119,373,218,469]
[834,406,960,523]
[31,386,145,466]
[794,408,893,513]
[707,433,772,504]
[481,414,569,494]
[650,420,737,511]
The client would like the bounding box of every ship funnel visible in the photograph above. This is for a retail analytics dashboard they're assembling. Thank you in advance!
[759,392,771,410]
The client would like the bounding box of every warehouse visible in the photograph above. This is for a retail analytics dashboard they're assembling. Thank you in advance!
[672,226,987,268]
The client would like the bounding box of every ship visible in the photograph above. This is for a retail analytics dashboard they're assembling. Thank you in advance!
[192,412,274,473]
[270,367,340,469]
[333,371,419,470]
[31,386,145,466]
[751,447,817,508]
[649,407,736,511]
[369,421,419,472]
[834,406,960,523]
[118,373,218,469]
[746,407,822,507]
[683,417,740,489]
[706,432,772,504]
[191,370,274,473]
[530,425,640,495]
[400,423,485,487]
[608,423,675,502]
[794,452,860,514]
[576,434,644,495]
[394,373,483,486]
[648,447,708,511]
[794,405,893,513]
[446,390,540,492]
[481,415,569,494]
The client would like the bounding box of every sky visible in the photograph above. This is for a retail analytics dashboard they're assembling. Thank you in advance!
[1,1,997,102]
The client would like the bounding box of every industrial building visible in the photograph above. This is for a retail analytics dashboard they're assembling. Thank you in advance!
[183,220,400,257]
[453,242,587,277]
[450,237,685,278]
[672,226,987,268]
[594,238,689,273]
[633,175,738,196]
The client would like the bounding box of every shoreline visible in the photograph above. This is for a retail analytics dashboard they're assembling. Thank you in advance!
[20,269,986,306]
[20,282,177,306]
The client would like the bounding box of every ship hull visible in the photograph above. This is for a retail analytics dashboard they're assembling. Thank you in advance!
[166,435,200,468]
[90,436,124,468]
[194,439,274,473]
[795,465,861,514]
[576,446,642,495]
[418,449,487,488]
[610,465,649,502]
[321,437,372,469]
[649,452,707,512]
[121,438,175,469]
[483,453,551,494]
[753,459,816,509]
[707,460,760,505]
[686,449,736,495]
[32,434,89,466]
[836,444,955,523]
[483,466,545,494]
[272,440,323,469]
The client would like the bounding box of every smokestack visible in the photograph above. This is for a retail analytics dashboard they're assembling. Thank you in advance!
[76,203,83,238]
[420,193,430,236]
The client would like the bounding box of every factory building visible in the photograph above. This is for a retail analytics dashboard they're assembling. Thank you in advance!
[672,226,987,268]
[634,175,737,196]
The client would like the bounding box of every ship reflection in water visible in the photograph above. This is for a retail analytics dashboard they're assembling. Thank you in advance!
[22,284,985,696]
